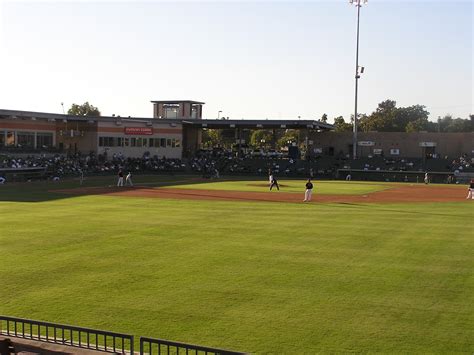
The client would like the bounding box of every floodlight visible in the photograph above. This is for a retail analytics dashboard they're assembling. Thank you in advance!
[349,0,368,159]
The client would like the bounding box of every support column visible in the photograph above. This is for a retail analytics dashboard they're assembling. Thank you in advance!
[238,127,242,157]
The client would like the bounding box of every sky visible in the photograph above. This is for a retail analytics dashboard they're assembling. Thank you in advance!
[0,0,472,124]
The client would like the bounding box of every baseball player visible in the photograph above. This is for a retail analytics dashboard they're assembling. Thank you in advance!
[268,169,273,187]
[466,179,474,200]
[117,169,124,187]
[303,178,313,202]
[269,174,280,191]
[125,171,133,187]
[424,172,429,184]
[0,176,6,184]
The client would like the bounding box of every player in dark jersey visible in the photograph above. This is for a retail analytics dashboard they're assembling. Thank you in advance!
[117,169,124,187]
[303,178,313,202]
[270,175,280,191]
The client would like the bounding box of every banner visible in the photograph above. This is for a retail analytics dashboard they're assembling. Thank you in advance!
[124,127,153,135]
[358,141,375,146]
[390,148,400,155]
[419,142,436,147]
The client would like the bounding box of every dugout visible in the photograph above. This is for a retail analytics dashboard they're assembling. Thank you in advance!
[0,167,47,182]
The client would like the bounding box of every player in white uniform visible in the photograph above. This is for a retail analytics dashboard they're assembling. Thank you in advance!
[424,172,429,184]
[126,171,133,187]
[466,179,474,200]
[0,176,6,184]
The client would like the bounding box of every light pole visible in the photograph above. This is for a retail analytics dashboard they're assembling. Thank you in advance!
[218,110,222,119]
[350,0,367,160]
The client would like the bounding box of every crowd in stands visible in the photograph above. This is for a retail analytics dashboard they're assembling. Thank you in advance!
[0,154,85,176]
[450,154,473,173]
[189,149,248,177]
[1,149,473,183]
[0,151,186,179]
[108,152,185,173]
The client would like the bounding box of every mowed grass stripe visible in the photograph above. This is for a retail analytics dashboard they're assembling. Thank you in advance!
[163,180,392,195]
[0,195,472,353]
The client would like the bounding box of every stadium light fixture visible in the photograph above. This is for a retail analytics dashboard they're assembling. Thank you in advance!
[349,0,367,160]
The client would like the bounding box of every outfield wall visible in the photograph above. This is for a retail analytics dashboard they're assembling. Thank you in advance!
[310,132,474,159]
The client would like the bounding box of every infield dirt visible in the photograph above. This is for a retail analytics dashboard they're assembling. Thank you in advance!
[54,184,468,203]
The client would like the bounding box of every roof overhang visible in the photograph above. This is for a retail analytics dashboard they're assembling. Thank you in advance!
[0,109,333,130]
[150,100,205,105]
[0,109,183,124]
[182,119,333,130]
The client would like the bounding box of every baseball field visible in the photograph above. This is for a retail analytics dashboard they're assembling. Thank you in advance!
[0,176,472,353]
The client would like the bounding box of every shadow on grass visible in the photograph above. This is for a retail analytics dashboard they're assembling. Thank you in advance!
[0,174,225,203]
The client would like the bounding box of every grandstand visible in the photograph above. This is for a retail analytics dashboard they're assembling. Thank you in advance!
[0,100,472,183]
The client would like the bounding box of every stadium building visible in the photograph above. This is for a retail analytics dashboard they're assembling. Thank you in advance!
[0,99,472,160]
[0,100,333,158]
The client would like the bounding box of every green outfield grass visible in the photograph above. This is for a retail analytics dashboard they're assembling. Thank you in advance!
[0,179,472,353]
[164,179,392,195]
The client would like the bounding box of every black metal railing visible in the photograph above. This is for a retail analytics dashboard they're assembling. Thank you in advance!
[0,316,134,354]
[139,337,246,355]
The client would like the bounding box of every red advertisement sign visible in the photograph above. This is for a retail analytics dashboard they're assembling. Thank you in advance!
[124,127,153,135]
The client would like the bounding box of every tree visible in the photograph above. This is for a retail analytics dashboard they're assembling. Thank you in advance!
[250,130,273,147]
[356,99,431,132]
[333,116,352,132]
[445,117,472,132]
[201,129,222,148]
[358,114,372,132]
[405,119,426,133]
[68,102,101,117]
[277,129,299,148]
[437,115,452,132]
[367,99,398,132]
[321,113,328,123]
[400,105,429,132]
[436,115,473,132]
